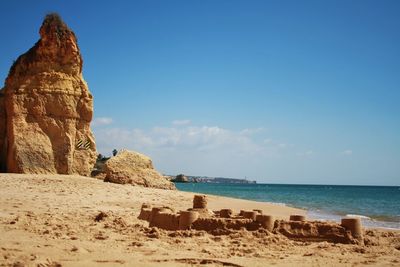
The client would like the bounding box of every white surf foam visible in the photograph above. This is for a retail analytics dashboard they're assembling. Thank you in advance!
[307,210,400,230]
[266,202,287,207]
[345,214,372,220]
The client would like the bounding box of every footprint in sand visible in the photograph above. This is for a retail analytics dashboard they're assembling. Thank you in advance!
[71,246,89,253]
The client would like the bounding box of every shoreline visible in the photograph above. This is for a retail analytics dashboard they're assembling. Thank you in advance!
[191,192,306,220]
[306,209,400,231]
[188,190,400,230]
[176,183,400,230]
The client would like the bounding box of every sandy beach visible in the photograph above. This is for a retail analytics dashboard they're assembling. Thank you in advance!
[0,173,399,266]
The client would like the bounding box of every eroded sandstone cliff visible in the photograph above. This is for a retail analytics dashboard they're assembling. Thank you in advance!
[104,150,176,190]
[0,13,96,175]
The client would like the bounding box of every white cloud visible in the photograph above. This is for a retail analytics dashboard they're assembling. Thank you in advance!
[172,119,191,126]
[297,150,314,156]
[305,150,313,155]
[239,127,265,135]
[92,123,297,179]
[342,149,353,155]
[263,138,272,144]
[92,124,278,157]
[94,125,262,153]
[341,149,353,155]
[92,117,113,127]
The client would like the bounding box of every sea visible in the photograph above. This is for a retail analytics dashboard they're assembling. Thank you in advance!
[176,183,400,230]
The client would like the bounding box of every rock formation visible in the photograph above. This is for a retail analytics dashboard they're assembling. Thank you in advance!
[104,149,176,190]
[172,173,189,183]
[0,13,96,175]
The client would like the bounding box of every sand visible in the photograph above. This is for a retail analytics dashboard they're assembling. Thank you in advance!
[0,174,399,266]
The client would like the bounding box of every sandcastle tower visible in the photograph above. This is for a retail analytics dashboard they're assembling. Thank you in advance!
[341,217,363,240]
[193,195,207,209]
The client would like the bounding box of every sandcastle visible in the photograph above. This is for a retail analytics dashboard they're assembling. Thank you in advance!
[138,195,364,244]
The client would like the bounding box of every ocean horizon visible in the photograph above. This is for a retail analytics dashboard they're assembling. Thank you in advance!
[176,182,400,230]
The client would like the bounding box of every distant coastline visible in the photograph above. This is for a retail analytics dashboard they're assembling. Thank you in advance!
[166,174,257,184]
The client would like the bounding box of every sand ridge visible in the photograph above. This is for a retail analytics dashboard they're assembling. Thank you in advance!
[0,174,399,266]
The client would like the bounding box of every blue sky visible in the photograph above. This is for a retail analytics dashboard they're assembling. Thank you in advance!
[1,0,399,185]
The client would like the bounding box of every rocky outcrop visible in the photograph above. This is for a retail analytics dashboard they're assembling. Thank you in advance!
[0,13,96,175]
[104,149,176,190]
[0,90,6,171]
[172,174,188,183]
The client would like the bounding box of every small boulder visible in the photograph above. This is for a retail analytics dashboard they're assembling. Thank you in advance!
[104,149,175,190]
